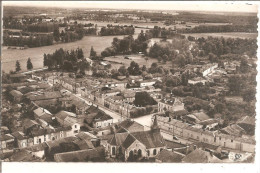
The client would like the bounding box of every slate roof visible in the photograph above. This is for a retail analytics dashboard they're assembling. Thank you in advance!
[54,146,105,162]
[121,134,136,149]
[191,111,210,121]
[76,132,97,141]
[22,119,39,130]
[108,133,129,146]
[118,119,144,132]
[220,124,245,137]
[45,136,78,149]
[238,116,255,126]
[155,149,184,162]
[33,107,52,117]
[28,91,62,101]
[1,134,15,141]
[9,149,42,162]
[182,148,221,163]
[11,131,27,140]
[73,139,94,150]
[131,130,165,149]
[26,142,48,152]
[10,90,23,98]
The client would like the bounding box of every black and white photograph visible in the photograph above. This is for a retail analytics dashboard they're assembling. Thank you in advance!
[0,1,258,169]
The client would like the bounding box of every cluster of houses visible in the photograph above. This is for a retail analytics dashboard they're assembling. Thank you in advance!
[157,111,255,153]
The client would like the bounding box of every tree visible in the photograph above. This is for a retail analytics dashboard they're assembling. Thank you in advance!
[53,27,60,42]
[127,61,141,76]
[90,46,97,58]
[209,53,217,63]
[15,60,21,72]
[27,58,33,70]
[240,55,249,73]
[43,53,49,67]
[133,92,157,107]
[118,66,127,76]
[242,87,255,102]
[176,54,186,67]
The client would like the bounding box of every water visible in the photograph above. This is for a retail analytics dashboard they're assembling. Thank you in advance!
[1,29,145,73]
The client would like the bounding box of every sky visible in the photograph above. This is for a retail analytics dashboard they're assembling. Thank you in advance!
[2,1,258,13]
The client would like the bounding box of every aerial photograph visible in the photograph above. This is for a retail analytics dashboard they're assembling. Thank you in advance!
[0,1,258,164]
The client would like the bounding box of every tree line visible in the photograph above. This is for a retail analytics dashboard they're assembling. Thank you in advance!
[43,48,90,75]
[3,34,54,47]
[178,24,258,33]
[100,30,150,58]
[100,25,135,36]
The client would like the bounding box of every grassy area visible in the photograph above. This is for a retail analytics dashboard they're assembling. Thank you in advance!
[182,32,257,39]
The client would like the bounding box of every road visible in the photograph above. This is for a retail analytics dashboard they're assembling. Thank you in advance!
[45,76,154,128]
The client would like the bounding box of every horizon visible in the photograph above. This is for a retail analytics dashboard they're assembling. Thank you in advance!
[3,1,258,13]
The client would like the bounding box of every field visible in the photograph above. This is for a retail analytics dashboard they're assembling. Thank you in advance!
[104,55,158,70]
[182,32,258,39]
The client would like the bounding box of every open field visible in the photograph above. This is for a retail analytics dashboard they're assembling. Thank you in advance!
[104,55,158,70]
[182,32,258,39]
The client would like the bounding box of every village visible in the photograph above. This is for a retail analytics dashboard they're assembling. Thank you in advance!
[1,54,256,162]
[1,4,257,163]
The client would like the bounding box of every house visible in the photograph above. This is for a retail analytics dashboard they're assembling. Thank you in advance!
[220,124,245,137]
[22,119,41,135]
[54,146,106,162]
[33,107,52,118]
[122,90,136,102]
[155,149,184,163]
[10,90,23,102]
[188,77,208,85]
[139,79,156,88]
[183,110,210,124]
[237,116,255,136]
[200,63,218,77]
[157,115,255,153]
[25,142,48,159]
[1,134,15,150]
[55,111,81,135]
[117,119,145,133]
[76,132,100,148]
[9,73,27,82]
[71,99,89,115]
[27,91,62,102]
[158,97,185,113]
[129,75,143,83]
[182,148,221,163]
[11,131,28,148]
[8,149,43,162]
[85,108,113,129]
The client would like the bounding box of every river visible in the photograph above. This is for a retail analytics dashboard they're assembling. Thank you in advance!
[1,28,147,73]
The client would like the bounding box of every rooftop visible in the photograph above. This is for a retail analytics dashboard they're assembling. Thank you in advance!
[155,149,184,162]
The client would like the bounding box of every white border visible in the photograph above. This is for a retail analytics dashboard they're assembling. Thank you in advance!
[1,1,260,173]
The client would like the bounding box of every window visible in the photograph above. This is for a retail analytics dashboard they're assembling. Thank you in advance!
[112,147,116,155]
[153,149,157,155]
[219,137,221,140]
[231,139,233,143]
[75,125,77,128]
[147,150,150,156]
